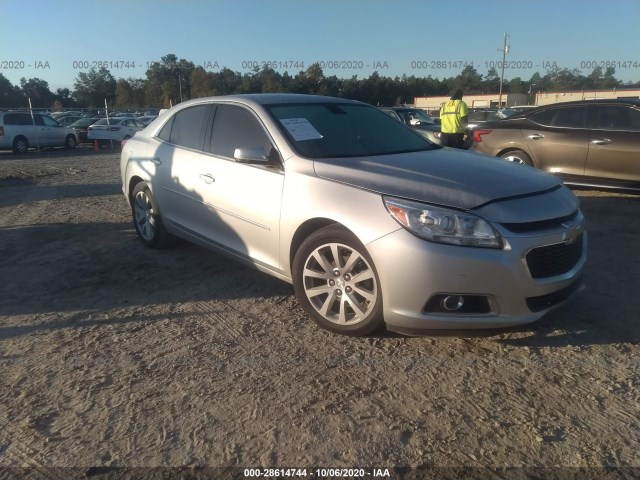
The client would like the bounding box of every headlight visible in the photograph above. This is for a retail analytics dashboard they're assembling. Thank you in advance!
[383,196,502,248]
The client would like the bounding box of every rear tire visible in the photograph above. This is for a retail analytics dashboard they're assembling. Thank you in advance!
[13,136,28,154]
[131,181,173,249]
[500,149,533,167]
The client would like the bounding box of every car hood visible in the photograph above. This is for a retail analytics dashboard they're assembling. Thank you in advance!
[313,148,563,210]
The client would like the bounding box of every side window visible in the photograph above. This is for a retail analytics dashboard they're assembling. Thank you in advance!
[531,107,586,128]
[594,106,640,130]
[209,104,273,158]
[41,116,60,127]
[33,115,45,126]
[168,105,210,150]
[157,116,174,142]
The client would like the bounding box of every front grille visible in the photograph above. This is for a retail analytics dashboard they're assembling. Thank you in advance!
[526,233,584,279]
[502,210,579,233]
[526,276,583,312]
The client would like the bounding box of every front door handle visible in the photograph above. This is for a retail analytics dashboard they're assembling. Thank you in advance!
[199,173,215,184]
[591,138,612,145]
[527,133,544,140]
[151,157,162,165]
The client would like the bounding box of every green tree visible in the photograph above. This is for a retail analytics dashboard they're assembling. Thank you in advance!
[73,67,117,107]
[0,73,25,108]
[190,67,216,97]
[452,65,484,94]
[20,77,54,108]
[145,54,196,106]
[115,78,146,109]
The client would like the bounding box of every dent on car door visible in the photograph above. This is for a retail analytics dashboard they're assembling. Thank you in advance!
[523,106,589,175]
[205,103,284,269]
[585,105,640,182]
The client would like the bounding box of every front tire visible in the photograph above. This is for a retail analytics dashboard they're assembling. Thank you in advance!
[292,224,384,336]
[500,149,533,167]
[131,182,173,248]
[65,134,77,150]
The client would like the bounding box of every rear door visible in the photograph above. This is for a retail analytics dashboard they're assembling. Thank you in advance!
[585,104,640,182]
[523,106,589,175]
[150,104,214,234]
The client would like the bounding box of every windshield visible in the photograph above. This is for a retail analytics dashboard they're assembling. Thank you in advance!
[268,103,436,159]
[406,109,435,124]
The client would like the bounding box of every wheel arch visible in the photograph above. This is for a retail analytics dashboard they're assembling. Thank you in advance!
[128,175,146,203]
[496,147,536,167]
[288,218,356,271]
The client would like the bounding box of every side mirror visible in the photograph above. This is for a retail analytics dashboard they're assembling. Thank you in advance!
[233,146,269,164]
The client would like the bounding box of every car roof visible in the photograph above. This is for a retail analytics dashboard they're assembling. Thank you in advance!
[531,98,640,108]
[172,93,365,109]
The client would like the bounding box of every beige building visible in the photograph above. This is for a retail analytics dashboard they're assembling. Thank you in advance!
[414,88,640,112]
[535,88,640,105]
[414,93,528,112]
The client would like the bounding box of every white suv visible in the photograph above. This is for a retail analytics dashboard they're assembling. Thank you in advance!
[0,111,79,153]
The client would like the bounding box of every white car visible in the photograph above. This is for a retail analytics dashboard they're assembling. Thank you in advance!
[88,117,146,144]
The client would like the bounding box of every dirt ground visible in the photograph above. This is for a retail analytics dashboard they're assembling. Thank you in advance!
[0,147,639,479]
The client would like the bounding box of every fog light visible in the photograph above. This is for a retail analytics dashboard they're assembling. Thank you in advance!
[442,295,464,311]
[424,294,493,315]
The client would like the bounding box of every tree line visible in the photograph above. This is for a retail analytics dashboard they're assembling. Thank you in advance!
[1,53,637,110]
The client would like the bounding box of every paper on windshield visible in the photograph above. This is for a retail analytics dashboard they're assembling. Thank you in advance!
[279,118,323,141]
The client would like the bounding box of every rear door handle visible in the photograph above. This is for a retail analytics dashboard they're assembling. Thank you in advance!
[591,138,612,145]
[151,157,162,165]
[527,133,544,140]
[199,173,215,184]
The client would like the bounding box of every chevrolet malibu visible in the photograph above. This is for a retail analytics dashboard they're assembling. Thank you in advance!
[120,94,586,336]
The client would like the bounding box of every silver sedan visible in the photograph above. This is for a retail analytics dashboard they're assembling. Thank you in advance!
[121,94,586,336]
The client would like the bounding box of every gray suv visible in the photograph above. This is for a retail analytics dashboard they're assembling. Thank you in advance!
[0,111,79,153]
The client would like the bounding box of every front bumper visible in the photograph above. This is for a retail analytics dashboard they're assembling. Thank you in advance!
[366,227,587,333]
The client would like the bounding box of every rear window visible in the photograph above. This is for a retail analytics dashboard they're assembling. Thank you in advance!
[268,103,434,158]
[93,118,123,126]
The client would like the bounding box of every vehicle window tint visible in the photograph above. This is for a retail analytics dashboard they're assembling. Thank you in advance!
[209,104,273,158]
[169,105,210,150]
[531,107,586,128]
[4,113,34,125]
[468,111,487,122]
[41,116,59,127]
[33,115,45,126]
[157,116,174,141]
[268,103,433,159]
[594,106,640,130]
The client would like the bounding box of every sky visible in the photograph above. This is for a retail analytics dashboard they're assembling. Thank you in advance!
[1,0,639,92]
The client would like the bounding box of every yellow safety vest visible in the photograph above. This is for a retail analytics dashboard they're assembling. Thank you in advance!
[439,100,468,134]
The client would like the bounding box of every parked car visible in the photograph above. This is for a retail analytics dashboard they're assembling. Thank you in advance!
[57,115,83,127]
[380,107,443,146]
[121,94,586,336]
[0,111,78,153]
[471,99,640,190]
[467,108,516,130]
[88,117,146,145]
[69,117,100,143]
[137,115,158,125]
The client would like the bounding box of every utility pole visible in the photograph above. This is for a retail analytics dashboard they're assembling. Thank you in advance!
[498,32,510,108]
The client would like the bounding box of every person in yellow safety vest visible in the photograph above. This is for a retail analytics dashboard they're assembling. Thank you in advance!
[439,89,469,149]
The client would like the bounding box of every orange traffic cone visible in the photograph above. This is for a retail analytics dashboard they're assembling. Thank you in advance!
[93,140,100,151]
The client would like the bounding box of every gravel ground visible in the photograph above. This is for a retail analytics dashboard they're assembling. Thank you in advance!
[0,147,639,479]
